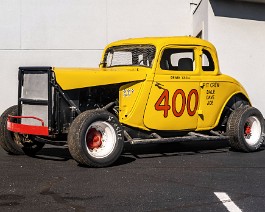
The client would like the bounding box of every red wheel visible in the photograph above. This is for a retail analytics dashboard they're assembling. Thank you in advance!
[243,116,262,146]
[227,106,264,152]
[68,110,124,167]
[84,121,117,159]
[86,128,103,149]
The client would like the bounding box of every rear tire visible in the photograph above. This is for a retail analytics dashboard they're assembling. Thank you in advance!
[68,110,124,167]
[226,106,264,152]
[0,105,44,155]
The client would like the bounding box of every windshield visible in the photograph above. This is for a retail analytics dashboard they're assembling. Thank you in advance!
[103,45,156,68]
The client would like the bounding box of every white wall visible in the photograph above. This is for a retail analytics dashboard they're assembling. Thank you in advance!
[207,0,265,114]
[192,0,208,38]
[193,0,265,114]
[107,0,192,43]
[0,0,192,113]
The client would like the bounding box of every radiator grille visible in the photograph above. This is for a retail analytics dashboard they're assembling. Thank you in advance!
[21,73,49,126]
[22,74,48,100]
[21,105,48,126]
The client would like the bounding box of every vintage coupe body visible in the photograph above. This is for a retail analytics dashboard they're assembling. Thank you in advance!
[0,37,264,167]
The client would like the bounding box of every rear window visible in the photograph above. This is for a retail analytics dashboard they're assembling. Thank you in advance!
[202,49,215,71]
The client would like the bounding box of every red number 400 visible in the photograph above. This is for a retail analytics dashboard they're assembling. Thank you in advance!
[155,89,199,118]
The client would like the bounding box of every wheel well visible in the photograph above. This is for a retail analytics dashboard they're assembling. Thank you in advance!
[63,84,121,112]
[55,84,123,134]
[217,93,250,130]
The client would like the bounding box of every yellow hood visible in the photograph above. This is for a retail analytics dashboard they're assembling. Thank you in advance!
[53,67,147,90]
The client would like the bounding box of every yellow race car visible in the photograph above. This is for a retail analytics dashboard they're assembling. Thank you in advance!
[0,37,264,167]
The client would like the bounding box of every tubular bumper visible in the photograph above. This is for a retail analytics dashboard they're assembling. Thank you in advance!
[7,115,49,136]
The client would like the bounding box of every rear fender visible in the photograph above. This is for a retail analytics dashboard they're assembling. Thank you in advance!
[216,92,251,129]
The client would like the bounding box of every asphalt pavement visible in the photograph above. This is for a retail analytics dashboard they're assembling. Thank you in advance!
[1,140,265,212]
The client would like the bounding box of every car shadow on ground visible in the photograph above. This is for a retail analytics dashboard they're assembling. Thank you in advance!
[34,146,72,162]
[123,140,231,159]
[32,139,243,167]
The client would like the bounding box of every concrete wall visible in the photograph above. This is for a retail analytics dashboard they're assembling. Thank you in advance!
[208,0,265,114]
[192,0,208,38]
[193,0,265,114]
[0,0,192,113]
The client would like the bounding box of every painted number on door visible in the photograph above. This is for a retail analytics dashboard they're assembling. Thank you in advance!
[155,89,199,118]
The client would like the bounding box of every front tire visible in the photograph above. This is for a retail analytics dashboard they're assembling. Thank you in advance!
[0,105,45,155]
[68,110,124,167]
[226,106,264,152]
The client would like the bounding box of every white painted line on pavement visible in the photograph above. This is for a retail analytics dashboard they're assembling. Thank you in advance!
[214,192,242,212]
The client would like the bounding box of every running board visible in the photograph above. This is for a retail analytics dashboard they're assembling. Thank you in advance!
[129,132,230,145]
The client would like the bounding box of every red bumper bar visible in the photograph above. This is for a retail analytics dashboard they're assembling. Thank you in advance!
[7,115,49,136]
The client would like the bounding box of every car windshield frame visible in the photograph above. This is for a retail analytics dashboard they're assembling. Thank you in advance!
[103,45,156,68]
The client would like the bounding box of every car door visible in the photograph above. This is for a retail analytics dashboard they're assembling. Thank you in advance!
[197,47,231,130]
[144,46,201,131]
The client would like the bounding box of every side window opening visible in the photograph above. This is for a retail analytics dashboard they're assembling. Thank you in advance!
[202,49,215,71]
[160,49,195,71]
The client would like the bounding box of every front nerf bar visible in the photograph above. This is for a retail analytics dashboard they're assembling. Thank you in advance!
[7,115,49,136]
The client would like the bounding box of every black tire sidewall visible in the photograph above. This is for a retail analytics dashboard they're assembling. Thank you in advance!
[227,106,264,152]
[70,110,124,167]
[239,107,264,151]
[0,105,24,154]
[0,105,45,155]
